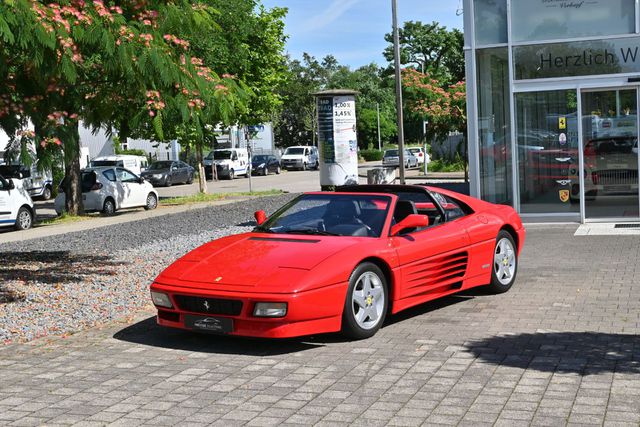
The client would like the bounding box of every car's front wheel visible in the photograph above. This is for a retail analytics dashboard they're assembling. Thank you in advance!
[102,198,116,216]
[276,166,281,174]
[15,207,33,231]
[228,169,235,180]
[342,262,388,339]
[42,185,52,200]
[145,193,157,210]
[487,230,518,293]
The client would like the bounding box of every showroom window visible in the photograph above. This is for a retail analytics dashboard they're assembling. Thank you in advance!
[511,0,635,43]
[477,48,512,205]
[473,0,507,45]
[515,90,579,215]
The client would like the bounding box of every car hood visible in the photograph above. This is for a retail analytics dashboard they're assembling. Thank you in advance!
[154,232,361,292]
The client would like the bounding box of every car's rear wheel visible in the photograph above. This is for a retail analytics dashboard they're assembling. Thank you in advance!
[342,263,388,339]
[488,230,518,293]
[42,185,52,200]
[15,207,33,231]
[145,193,157,210]
[102,198,116,216]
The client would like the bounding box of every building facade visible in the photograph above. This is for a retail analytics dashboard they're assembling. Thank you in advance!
[465,0,640,222]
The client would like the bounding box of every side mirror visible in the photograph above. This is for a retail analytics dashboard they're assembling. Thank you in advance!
[8,180,15,190]
[254,210,267,225]
[391,214,429,236]
[138,177,145,184]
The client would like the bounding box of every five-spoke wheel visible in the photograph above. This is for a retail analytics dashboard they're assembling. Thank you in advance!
[342,263,388,339]
[488,230,518,293]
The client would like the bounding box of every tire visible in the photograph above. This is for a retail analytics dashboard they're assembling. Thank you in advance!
[165,177,172,187]
[263,167,268,176]
[228,169,235,180]
[41,185,52,201]
[15,206,33,231]
[342,262,388,339]
[186,174,193,185]
[487,230,518,294]
[276,166,281,175]
[102,198,116,216]
[303,162,307,171]
[145,193,157,210]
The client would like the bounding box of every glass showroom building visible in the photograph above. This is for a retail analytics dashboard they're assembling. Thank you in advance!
[464,0,640,222]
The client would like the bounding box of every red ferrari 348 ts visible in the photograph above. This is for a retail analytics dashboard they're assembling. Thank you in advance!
[150,185,525,339]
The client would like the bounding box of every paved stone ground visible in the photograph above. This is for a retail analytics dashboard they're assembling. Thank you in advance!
[1,224,640,426]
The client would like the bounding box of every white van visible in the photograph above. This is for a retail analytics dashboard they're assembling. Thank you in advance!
[280,146,319,171]
[90,155,148,176]
[203,148,250,180]
[0,174,35,230]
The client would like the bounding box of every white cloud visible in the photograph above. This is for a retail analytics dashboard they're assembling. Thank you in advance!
[301,0,361,32]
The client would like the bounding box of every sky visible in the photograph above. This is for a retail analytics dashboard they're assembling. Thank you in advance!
[261,0,464,68]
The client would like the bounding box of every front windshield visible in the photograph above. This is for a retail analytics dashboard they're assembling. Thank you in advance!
[213,150,232,160]
[149,161,173,170]
[256,194,391,237]
[285,147,305,155]
[253,155,268,162]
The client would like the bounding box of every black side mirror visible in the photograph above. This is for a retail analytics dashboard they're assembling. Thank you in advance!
[138,177,145,184]
[8,180,15,190]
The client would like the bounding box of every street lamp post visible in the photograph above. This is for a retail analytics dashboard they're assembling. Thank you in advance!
[376,102,382,151]
[392,0,406,184]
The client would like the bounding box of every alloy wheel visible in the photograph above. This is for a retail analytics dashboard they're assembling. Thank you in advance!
[494,237,516,285]
[351,271,385,330]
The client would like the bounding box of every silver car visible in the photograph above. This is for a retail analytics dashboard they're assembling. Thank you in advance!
[382,149,418,168]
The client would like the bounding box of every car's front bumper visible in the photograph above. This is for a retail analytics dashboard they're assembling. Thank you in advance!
[150,281,346,338]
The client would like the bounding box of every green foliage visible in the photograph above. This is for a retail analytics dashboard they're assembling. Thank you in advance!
[428,154,465,172]
[359,149,383,162]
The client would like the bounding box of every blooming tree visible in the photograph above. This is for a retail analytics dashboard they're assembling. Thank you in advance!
[0,0,247,213]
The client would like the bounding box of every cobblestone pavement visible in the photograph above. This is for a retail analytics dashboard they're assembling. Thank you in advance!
[1,224,640,426]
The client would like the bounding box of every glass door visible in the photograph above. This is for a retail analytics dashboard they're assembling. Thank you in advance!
[581,89,639,219]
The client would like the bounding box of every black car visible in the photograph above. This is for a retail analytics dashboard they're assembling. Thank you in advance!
[251,154,281,176]
[141,161,194,187]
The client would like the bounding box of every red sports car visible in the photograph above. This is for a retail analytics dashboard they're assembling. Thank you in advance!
[150,185,525,339]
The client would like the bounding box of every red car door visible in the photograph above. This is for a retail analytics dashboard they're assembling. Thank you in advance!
[390,197,472,311]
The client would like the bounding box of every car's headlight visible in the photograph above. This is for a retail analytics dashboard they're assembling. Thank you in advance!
[151,291,173,308]
[253,302,287,317]
[258,163,265,168]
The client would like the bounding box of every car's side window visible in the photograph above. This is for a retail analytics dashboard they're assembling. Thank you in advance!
[432,192,470,221]
[116,168,138,183]
[102,169,116,182]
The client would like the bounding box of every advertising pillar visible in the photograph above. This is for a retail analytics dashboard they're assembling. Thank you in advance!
[314,90,359,189]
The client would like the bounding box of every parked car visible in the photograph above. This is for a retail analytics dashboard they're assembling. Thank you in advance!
[280,146,319,171]
[90,155,148,175]
[0,153,54,200]
[150,184,525,340]
[0,174,35,231]
[203,148,250,180]
[55,166,158,216]
[382,149,418,168]
[141,161,194,187]
[251,154,281,176]
[408,147,429,166]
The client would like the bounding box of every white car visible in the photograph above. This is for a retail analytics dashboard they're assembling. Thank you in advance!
[280,146,319,171]
[408,147,430,165]
[0,174,35,231]
[55,166,158,215]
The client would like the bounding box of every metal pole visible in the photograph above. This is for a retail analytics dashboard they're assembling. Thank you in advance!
[376,102,382,151]
[392,0,406,184]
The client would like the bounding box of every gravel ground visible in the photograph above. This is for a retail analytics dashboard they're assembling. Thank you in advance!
[0,194,297,345]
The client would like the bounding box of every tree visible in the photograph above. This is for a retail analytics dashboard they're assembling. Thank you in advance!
[384,21,464,85]
[0,0,249,210]
[402,68,467,179]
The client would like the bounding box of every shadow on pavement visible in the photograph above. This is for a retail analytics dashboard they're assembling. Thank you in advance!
[464,332,640,374]
[385,294,475,327]
[113,316,332,356]
[0,251,126,302]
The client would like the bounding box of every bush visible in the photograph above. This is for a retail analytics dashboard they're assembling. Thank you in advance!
[428,154,466,172]
[360,149,383,161]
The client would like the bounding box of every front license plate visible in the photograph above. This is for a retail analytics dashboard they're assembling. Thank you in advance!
[184,315,233,334]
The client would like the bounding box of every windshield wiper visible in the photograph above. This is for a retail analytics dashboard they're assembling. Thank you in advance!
[253,225,275,233]
[282,229,340,236]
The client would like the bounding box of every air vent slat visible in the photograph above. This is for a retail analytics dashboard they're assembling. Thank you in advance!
[614,224,640,229]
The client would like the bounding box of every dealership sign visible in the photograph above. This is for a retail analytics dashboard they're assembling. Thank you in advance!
[515,36,640,80]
